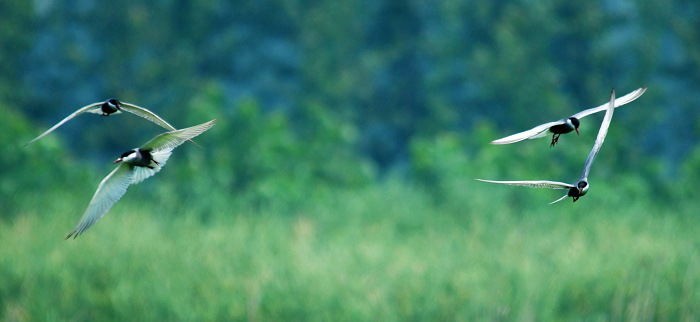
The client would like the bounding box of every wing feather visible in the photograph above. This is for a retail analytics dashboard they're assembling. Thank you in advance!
[475,178,574,189]
[580,89,615,181]
[131,150,173,184]
[65,163,135,239]
[141,118,218,153]
[24,103,102,146]
[120,102,177,131]
[490,121,563,144]
[570,87,646,120]
[120,102,201,147]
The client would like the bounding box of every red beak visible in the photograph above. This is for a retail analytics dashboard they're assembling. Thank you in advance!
[575,128,580,136]
[113,158,123,164]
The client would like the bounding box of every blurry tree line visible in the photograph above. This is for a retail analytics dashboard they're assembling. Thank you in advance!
[4,0,700,207]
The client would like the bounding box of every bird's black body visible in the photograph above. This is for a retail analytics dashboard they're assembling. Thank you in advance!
[548,117,580,147]
[100,98,121,116]
[567,181,588,202]
[549,117,579,134]
[117,148,158,169]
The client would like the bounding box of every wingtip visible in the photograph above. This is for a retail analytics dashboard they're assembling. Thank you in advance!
[23,137,40,147]
[489,139,514,145]
[65,228,81,240]
[188,139,203,148]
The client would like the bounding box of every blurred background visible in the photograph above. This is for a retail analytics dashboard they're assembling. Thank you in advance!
[2,0,700,320]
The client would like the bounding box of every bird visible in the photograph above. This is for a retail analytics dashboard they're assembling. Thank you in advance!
[24,98,199,147]
[64,118,218,239]
[475,89,617,204]
[490,87,646,147]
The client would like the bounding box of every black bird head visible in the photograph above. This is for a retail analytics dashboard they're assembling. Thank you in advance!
[570,117,580,135]
[577,180,588,194]
[568,181,589,202]
[114,150,136,164]
[100,98,122,115]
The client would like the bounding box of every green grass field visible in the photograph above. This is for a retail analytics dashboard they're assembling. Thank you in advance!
[2,174,699,320]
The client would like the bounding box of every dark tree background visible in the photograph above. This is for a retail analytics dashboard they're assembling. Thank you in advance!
[3,0,699,204]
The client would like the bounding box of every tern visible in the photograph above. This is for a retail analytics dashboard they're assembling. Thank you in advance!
[24,98,199,147]
[490,87,645,146]
[476,89,617,204]
[65,118,218,239]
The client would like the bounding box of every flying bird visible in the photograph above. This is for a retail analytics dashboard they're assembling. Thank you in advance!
[476,89,617,204]
[24,98,199,147]
[490,87,646,147]
[65,118,218,239]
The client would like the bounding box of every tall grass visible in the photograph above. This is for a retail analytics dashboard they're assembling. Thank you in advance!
[2,175,699,320]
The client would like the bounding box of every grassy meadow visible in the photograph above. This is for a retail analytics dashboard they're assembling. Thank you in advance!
[2,146,699,320]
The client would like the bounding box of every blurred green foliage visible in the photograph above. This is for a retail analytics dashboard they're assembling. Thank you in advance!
[3,0,700,320]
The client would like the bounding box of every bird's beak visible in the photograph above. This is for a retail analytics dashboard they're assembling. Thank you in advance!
[575,128,580,136]
[113,158,123,164]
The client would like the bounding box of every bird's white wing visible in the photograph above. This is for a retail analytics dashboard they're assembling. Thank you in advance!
[131,150,173,184]
[490,87,646,146]
[120,102,201,147]
[580,89,615,181]
[129,119,217,184]
[570,87,646,120]
[475,178,575,189]
[65,163,135,239]
[120,102,177,131]
[24,102,102,146]
[141,118,218,153]
[490,120,564,145]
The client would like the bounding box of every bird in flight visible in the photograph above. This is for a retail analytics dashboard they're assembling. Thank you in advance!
[490,87,646,147]
[65,118,218,239]
[24,98,199,147]
[476,89,618,204]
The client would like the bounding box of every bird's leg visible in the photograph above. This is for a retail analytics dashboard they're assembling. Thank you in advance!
[572,196,579,202]
[146,159,160,169]
[550,134,561,147]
